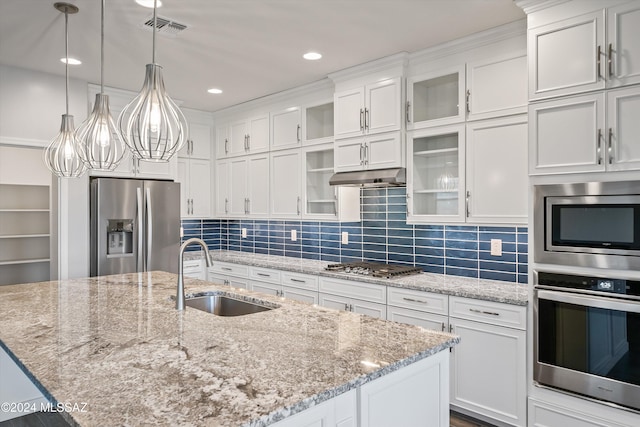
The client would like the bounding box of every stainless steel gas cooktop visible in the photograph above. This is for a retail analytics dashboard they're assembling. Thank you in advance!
[325,262,422,279]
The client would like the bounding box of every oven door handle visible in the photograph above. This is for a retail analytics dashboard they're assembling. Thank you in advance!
[537,289,640,314]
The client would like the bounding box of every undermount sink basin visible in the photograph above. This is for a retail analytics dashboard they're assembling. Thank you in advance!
[185,292,277,317]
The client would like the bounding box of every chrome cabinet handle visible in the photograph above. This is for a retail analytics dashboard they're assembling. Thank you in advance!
[597,45,603,80]
[406,193,410,215]
[224,138,229,154]
[364,143,368,165]
[224,197,228,214]
[222,267,232,271]
[247,134,250,150]
[364,108,369,130]
[296,196,301,215]
[131,157,136,174]
[608,43,613,79]
[246,198,251,214]
[597,129,603,165]
[402,297,428,304]
[406,101,411,123]
[359,143,365,165]
[466,90,471,113]
[359,108,364,131]
[333,191,338,215]
[449,324,453,333]
[290,278,306,283]
[441,322,445,332]
[465,191,470,217]
[244,198,249,214]
[257,272,270,277]
[296,124,301,143]
[344,303,349,311]
[608,127,613,164]
[469,308,500,316]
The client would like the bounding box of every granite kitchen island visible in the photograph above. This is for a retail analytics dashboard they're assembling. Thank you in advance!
[0,272,458,426]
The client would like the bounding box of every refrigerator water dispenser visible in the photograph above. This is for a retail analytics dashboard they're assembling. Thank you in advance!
[107,220,133,255]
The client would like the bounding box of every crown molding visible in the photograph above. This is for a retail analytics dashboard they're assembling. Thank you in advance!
[514,0,571,14]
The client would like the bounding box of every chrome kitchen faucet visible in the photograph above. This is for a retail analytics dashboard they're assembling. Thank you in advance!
[176,238,212,310]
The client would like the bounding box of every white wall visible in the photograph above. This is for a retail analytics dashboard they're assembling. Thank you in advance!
[0,64,90,279]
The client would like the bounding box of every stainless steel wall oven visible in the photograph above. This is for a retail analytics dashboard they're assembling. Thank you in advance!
[534,271,640,411]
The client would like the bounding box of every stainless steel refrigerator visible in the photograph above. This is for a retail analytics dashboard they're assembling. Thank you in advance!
[90,178,180,276]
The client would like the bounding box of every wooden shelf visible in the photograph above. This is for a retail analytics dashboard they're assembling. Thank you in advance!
[307,167,334,173]
[413,147,458,157]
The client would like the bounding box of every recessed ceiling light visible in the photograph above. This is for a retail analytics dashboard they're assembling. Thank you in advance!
[60,57,82,65]
[135,0,162,8]
[303,52,322,60]
[207,88,223,94]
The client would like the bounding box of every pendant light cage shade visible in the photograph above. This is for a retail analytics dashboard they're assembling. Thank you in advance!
[76,94,126,170]
[117,64,188,162]
[44,114,87,178]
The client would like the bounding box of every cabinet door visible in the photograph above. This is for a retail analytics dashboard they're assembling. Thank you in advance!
[303,145,337,219]
[177,158,189,217]
[229,119,248,156]
[0,347,46,422]
[607,86,640,171]
[282,286,318,304]
[250,280,280,296]
[365,77,401,135]
[271,107,301,150]
[365,132,403,170]
[229,158,248,216]
[319,293,350,312]
[607,2,640,87]
[407,65,465,129]
[189,159,211,217]
[387,306,448,332]
[450,318,526,427]
[407,125,465,223]
[351,298,386,319]
[466,116,527,224]
[248,114,270,153]
[335,87,365,139]
[137,156,177,180]
[466,52,527,121]
[270,150,301,218]
[528,11,605,100]
[215,160,229,216]
[529,93,605,175]
[216,124,229,159]
[189,122,212,160]
[334,138,365,172]
[247,154,269,217]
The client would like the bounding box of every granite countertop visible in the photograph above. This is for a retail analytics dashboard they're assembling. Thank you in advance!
[0,272,458,427]
[191,250,528,306]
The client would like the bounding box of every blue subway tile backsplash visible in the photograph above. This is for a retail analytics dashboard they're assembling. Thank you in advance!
[181,187,528,283]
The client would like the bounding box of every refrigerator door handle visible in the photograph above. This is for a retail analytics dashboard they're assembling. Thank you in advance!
[145,187,153,272]
[136,187,144,272]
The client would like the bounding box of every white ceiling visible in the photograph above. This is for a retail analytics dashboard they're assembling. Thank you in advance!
[0,0,525,112]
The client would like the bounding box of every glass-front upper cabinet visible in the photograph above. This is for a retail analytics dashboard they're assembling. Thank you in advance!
[407,65,465,130]
[303,102,334,145]
[407,124,465,223]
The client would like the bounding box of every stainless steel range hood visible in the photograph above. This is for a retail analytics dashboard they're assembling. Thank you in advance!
[329,167,406,187]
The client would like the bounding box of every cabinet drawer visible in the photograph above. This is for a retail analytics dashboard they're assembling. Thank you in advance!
[387,287,448,315]
[250,267,281,284]
[387,306,448,332]
[250,280,280,296]
[281,271,318,291]
[209,261,248,277]
[319,277,386,304]
[449,296,526,330]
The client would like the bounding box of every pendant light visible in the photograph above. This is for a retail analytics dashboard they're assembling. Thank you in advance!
[75,0,125,171]
[44,2,87,178]
[117,0,188,162]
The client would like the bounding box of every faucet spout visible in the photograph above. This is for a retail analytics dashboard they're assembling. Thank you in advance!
[176,238,212,310]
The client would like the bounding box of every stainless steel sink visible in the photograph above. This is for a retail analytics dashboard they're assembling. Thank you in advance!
[185,292,276,317]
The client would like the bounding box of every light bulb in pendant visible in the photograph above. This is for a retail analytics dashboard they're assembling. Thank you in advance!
[149,100,161,133]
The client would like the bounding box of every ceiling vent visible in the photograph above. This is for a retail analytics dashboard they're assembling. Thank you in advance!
[140,15,188,36]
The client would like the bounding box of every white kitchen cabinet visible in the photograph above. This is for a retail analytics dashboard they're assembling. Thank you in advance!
[319,293,387,319]
[528,3,640,100]
[271,107,301,150]
[407,124,466,223]
[303,101,334,145]
[528,397,632,427]
[90,149,177,180]
[177,158,211,218]
[319,277,387,319]
[407,65,465,129]
[449,296,526,427]
[226,114,269,157]
[606,85,640,171]
[226,154,269,218]
[466,115,528,224]
[178,122,212,160]
[272,389,356,427]
[215,124,229,159]
[466,52,528,121]
[249,267,318,304]
[303,144,360,222]
[0,347,47,422]
[270,149,302,219]
[215,160,229,217]
[207,261,249,289]
[386,287,449,332]
[181,259,205,280]
[334,132,403,172]
[334,77,402,139]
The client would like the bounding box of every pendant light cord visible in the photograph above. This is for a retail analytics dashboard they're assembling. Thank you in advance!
[64,9,69,115]
[101,0,104,93]
[152,0,157,64]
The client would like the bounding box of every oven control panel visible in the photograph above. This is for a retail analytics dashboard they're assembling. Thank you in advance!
[536,272,640,296]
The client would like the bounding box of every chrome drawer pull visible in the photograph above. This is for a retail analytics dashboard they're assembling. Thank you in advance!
[257,272,271,277]
[290,278,306,283]
[469,308,500,316]
[402,297,428,304]
[221,267,232,271]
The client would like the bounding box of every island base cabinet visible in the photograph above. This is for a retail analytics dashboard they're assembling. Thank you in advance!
[272,389,356,427]
[361,349,450,427]
[450,318,526,426]
[528,398,629,427]
[0,347,47,422]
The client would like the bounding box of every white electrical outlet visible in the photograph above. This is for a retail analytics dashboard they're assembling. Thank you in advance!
[241,228,247,238]
[341,231,349,245]
[180,226,184,238]
[490,239,502,256]
[291,229,297,241]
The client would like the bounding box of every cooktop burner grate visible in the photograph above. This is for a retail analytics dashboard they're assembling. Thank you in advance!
[325,262,422,278]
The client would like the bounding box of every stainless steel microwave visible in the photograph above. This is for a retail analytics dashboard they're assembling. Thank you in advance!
[534,181,640,269]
